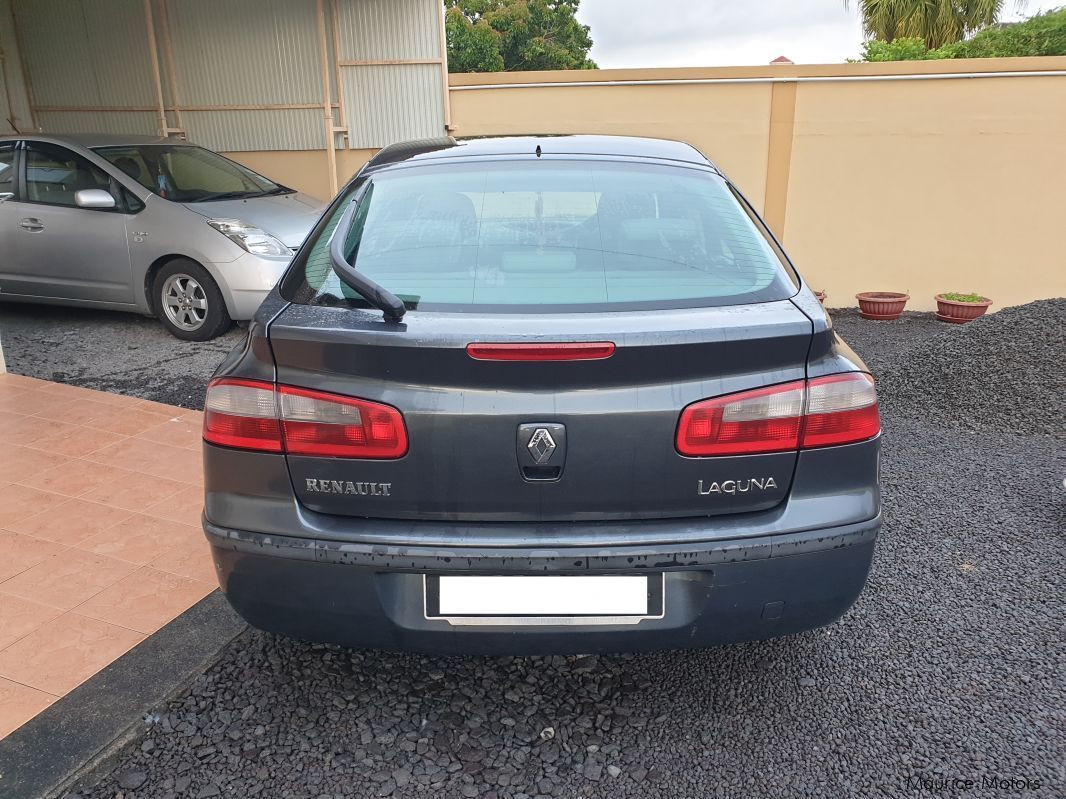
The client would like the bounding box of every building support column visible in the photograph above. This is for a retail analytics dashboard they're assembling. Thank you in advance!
[762,80,798,242]
[316,0,339,196]
[143,0,169,137]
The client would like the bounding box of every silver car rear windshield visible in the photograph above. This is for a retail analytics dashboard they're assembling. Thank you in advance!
[289,159,798,312]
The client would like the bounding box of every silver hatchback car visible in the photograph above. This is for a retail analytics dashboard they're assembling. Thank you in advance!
[0,134,325,339]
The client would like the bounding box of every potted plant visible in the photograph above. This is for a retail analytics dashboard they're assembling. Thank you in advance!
[856,291,909,321]
[935,292,992,324]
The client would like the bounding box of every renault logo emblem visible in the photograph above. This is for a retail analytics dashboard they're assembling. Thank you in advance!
[527,428,557,464]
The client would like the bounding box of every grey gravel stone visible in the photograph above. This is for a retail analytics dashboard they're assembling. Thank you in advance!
[39,300,1066,799]
[116,771,147,791]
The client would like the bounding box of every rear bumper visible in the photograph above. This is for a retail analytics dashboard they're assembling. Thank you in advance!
[204,514,880,655]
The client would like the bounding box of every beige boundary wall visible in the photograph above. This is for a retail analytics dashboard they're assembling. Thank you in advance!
[230,58,1066,312]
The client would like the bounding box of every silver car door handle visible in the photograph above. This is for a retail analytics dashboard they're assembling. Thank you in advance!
[19,218,44,232]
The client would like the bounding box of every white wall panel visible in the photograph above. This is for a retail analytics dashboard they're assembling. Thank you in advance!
[165,0,322,106]
[182,109,322,152]
[336,0,440,61]
[343,63,444,148]
[36,110,157,136]
[12,0,156,108]
[0,0,33,133]
[335,0,446,149]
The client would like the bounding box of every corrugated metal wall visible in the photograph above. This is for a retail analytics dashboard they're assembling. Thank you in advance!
[11,0,158,133]
[6,0,447,151]
[337,0,447,148]
[0,0,33,133]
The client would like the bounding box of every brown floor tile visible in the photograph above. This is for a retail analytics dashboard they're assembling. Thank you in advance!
[0,413,62,446]
[23,459,119,498]
[76,567,213,634]
[0,484,68,527]
[34,382,142,408]
[80,467,187,512]
[0,388,33,415]
[82,405,175,437]
[85,437,202,485]
[0,593,63,650]
[135,415,204,451]
[0,530,66,583]
[7,393,82,419]
[25,424,127,458]
[0,374,50,390]
[0,549,137,611]
[9,498,133,546]
[0,677,57,739]
[76,514,199,565]
[0,613,143,695]
[0,445,69,484]
[130,398,184,416]
[150,537,217,585]
[141,484,205,527]
[31,397,119,426]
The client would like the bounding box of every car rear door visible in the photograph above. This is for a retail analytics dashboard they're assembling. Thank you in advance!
[266,155,813,523]
[3,141,134,304]
[268,300,811,522]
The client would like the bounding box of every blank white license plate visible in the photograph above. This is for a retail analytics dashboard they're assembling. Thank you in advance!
[425,575,663,625]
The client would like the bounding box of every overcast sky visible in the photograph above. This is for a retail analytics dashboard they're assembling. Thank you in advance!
[576,1,1060,68]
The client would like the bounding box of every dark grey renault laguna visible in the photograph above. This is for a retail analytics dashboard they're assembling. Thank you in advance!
[202,135,881,655]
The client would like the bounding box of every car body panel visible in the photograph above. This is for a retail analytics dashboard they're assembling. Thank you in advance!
[183,191,324,250]
[268,300,813,521]
[0,134,325,320]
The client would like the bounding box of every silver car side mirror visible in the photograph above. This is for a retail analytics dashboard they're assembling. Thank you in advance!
[74,189,116,209]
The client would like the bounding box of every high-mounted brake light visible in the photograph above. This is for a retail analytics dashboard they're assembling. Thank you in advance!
[203,378,407,459]
[676,373,879,457]
[466,342,615,362]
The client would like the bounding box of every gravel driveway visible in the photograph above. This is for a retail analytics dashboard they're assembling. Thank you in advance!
[4,300,1062,799]
[0,304,242,409]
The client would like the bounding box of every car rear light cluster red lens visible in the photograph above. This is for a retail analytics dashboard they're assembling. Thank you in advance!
[203,378,407,459]
[677,373,879,457]
[466,342,616,361]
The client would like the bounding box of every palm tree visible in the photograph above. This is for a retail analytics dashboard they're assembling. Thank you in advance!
[846,0,1025,49]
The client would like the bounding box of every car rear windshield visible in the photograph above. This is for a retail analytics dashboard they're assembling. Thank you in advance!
[285,159,798,312]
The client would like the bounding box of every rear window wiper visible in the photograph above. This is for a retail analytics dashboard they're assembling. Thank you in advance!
[329,197,407,323]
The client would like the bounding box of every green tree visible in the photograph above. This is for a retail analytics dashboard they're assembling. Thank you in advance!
[859,7,1066,60]
[445,0,597,73]
[846,0,1025,49]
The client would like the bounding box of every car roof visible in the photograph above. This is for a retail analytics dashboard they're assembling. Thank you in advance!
[365,134,717,172]
[0,133,191,149]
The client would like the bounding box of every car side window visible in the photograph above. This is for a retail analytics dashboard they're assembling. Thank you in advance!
[25,142,113,209]
[0,144,15,199]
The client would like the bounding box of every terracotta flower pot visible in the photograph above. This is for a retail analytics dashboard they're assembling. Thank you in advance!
[814,290,827,305]
[856,291,909,321]
[935,294,992,324]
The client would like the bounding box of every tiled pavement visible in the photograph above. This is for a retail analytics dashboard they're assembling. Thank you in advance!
[0,372,214,739]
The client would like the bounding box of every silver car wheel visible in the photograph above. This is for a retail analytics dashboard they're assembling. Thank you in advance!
[162,273,209,332]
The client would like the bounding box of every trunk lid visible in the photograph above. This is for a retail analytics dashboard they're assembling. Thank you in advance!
[267,300,811,522]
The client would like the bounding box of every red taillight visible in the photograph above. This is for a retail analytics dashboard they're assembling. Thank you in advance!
[800,373,881,449]
[466,342,615,361]
[203,378,282,452]
[677,373,879,457]
[203,378,407,459]
[278,385,407,458]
